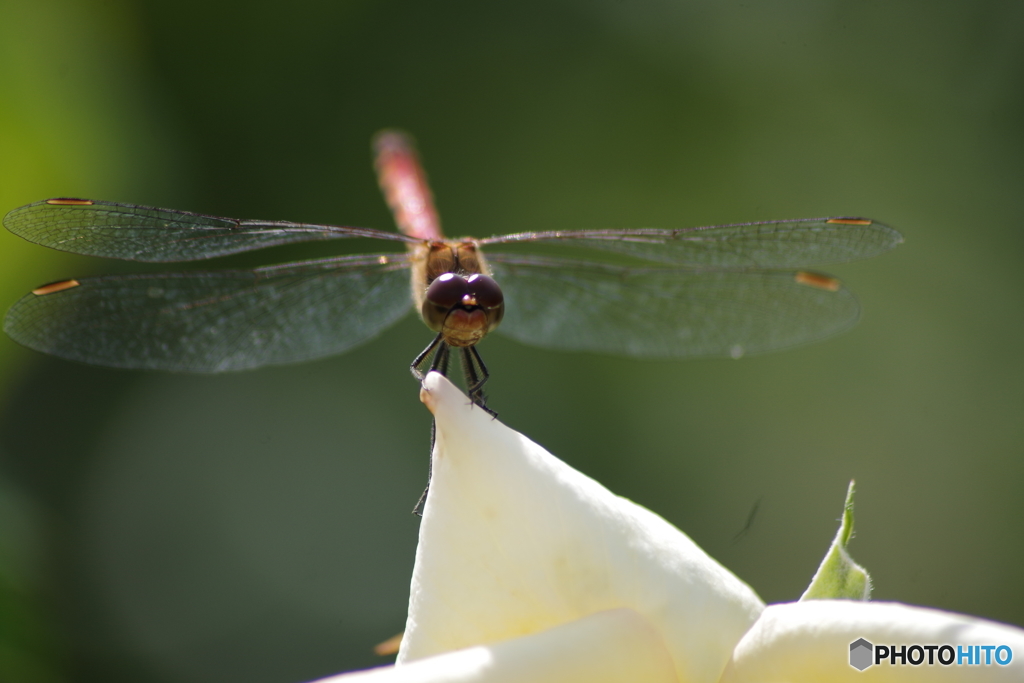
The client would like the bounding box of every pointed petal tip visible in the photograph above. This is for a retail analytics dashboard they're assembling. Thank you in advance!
[420,372,492,425]
[419,371,453,414]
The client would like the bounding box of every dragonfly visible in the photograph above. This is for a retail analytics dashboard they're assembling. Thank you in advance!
[3,130,901,408]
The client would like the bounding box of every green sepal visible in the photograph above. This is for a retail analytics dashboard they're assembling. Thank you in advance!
[799,481,872,601]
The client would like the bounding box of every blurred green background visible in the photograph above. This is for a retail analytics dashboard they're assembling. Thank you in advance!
[1,0,1022,681]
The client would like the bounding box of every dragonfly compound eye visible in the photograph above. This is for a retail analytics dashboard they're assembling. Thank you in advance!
[422,273,469,332]
[466,274,504,310]
[426,273,469,308]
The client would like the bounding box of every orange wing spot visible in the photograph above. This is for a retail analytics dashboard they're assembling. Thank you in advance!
[825,218,872,225]
[373,632,403,656]
[45,198,94,206]
[33,279,81,296]
[795,271,841,292]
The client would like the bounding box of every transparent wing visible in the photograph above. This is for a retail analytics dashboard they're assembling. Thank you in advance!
[480,218,902,268]
[488,255,861,358]
[3,255,414,372]
[3,199,417,262]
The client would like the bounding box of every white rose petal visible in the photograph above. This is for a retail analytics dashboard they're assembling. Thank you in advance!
[720,600,1024,682]
[321,608,676,683]
[398,373,764,683]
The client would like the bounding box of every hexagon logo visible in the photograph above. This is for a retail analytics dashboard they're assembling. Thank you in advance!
[850,638,874,671]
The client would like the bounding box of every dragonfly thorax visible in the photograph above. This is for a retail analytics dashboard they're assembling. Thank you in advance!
[411,239,504,347]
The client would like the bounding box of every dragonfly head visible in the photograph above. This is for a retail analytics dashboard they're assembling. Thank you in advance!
[422,272,504,347]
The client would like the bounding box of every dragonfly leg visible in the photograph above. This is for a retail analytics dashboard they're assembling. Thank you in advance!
[411,333,445,381]
[411,336,451,516]
[410,340,494,515]
[460,346,495,416]
[432,342,451,376]
[412,418,436,517]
